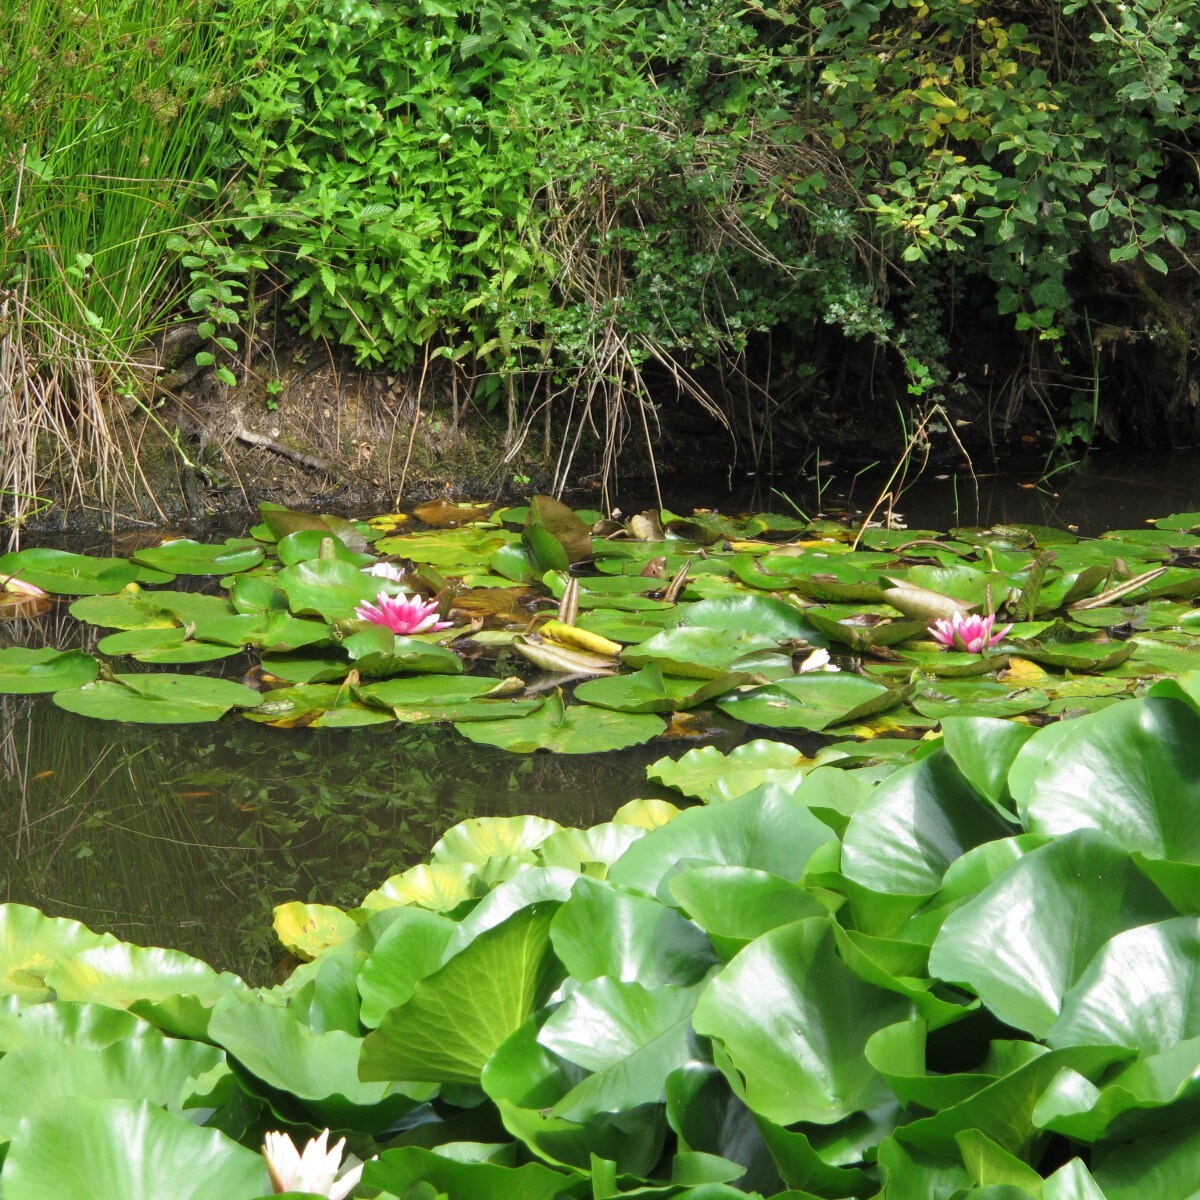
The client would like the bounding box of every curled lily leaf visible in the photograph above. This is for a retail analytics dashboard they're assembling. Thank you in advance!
[881,578,972,622]
[540,620,622,658]
[512,635,618,676]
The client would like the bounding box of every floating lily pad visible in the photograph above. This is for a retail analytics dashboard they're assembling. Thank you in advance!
[0,647,99,693]
[912,680,1050,720]
[131,539,264,576]
[277,558,394,620]
[573,664,748,713]
[0,549,137,595]
[53,674,262,724]
[68,593,178,630]
[455,688,664,754]
[716,674,906,731]
[623,627,791,680]
[95,628,241,664]
[343,627,463,677]
[245,683,393,728]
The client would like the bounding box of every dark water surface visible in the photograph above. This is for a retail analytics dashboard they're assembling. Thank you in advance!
[4,452,1200,981]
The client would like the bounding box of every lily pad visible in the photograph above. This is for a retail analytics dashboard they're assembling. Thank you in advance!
[455,688,665,754]
[0,549,137,595]
[0,647,99,693]
[131,539,264,576]
[717,674,906,731]
[95,629,241,664]
[573,664,747,713]
[53,674,262,724]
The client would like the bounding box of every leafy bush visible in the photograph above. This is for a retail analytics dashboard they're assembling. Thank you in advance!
[6,682,1200,1195]
[216,0,1200,458]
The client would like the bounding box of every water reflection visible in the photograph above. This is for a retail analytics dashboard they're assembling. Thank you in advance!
[0,698,677,982]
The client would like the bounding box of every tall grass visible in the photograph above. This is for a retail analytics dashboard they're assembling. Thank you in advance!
[0,0,255,534]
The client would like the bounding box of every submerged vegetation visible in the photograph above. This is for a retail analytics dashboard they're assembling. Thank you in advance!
[4,0,1200,522]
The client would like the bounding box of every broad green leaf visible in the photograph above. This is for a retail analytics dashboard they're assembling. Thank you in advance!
[692,918,914,1125]
[539,978,703,1119]
[360,903,560,1084]
[432,815,562,865]
[1049,917,1200,1054]
[131,538,264,576]
[357,907,457,1028]
[0,905,117,1002]
[53,673,262,724]
[608,785,837,893]
[550,875,715,985]
[841,751,1013,897]
[0,1098,266,1200]
[648,739,812,802]
[96,628,240,664]
[623,626,790,680]
[277,558,389,620]
[365,1145,577,1200]
[1014,696,1200,861]
[940,717,1036,814]
[717,674,906,731]
[0,999,154,1052]
[208,993,419,1129]
[928,831,1174,1037]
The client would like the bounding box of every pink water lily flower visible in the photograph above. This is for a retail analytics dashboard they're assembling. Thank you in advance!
[355,591,451,635]
[263,1129,363,1199]
[929,610,1011,653]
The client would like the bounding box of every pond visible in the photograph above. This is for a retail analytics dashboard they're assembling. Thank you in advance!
[5,450,1200,983]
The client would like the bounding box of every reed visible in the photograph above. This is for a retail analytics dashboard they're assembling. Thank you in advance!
[0,0,257,535]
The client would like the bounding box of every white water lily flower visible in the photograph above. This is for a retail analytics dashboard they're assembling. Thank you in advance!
[798,647,839,673]
[263,1129,364,1199]
[362,561,406,582]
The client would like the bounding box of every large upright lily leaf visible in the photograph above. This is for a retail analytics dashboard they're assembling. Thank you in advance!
[841,750,1014,897]
[360,903,560,1084]
[0,1098,267,1200]
[207,993,420,1129]
[1049,917,1200,1054]
[607,785,836,893]
[1013,695,1200,861]
[0,906,117,1003]
[538,978,703,1120]
[549,875,715,986]
[928,830,1175,1037]
[692,917,914,1125]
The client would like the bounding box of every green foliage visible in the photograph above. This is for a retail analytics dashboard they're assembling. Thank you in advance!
[9,689,1200,1193]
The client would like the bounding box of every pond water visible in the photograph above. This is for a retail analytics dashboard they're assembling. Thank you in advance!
[4,450,1200,982]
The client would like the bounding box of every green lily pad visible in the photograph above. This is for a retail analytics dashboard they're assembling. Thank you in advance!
[245,683,394,727]
[130,538,264,576]
[0,549,137,595]
[623,626,791,680]
[277,558,393,620]
[717,674,906,731]
[0,647,99,693]
[95,629,240,664]
[912,680,1050,720]
[455,688,664,754]
[1006,639,1134,671]
[53,674,262,724]
[276,529,374,566]
[343,626,463,677]
[573,664,747,713]
[68,593,178,630]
